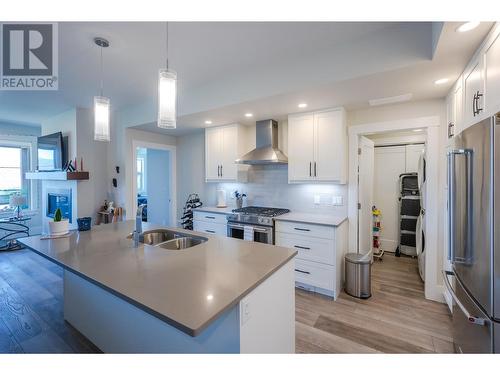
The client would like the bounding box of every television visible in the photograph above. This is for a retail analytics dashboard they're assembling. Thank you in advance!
[37,132,67,171]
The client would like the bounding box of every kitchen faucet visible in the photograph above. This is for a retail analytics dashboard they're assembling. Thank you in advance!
[133,204,146,247]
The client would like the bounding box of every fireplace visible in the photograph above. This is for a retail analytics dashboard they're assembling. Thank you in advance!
[46,188,72,223]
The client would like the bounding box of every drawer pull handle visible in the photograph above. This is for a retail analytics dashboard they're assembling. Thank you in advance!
[294,245,310,250]
[295,268,310,275]
[205,230,216,233]
[205,216,216,219]
[294,227,310,232]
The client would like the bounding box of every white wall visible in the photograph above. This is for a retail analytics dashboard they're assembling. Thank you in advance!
[176,131,217,221]
[75,108,109,220]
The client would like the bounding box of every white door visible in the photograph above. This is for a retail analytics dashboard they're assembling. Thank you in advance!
[453,83,463,135]
[288,113,315,181]
[463,59,484,126]
[373,146,406,253]
[314,110,344,182]
[205,127,222,180]
[357,136,374,255]
[485,32,500,113]
[221,125,238,180]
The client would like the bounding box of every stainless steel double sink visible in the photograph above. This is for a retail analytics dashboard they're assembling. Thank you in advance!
[129,229,208,250]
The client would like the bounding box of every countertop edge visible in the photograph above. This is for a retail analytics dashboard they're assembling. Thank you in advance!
[274,215,348,227]
[20,239,297,337]
[192,207,234,215]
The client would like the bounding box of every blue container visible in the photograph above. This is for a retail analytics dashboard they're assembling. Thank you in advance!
[77,217,91,231]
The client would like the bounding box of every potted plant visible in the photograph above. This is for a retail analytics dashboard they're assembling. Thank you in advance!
[48,208,69,236]
[234,191,247,209]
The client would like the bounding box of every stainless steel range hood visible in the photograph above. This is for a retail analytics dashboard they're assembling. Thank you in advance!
[235,119,288,165]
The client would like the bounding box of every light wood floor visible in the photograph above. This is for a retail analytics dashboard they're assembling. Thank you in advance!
[0,249,453,353]
[296,253,454,353]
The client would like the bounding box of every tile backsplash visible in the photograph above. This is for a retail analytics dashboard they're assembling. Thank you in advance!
[216,164,347,216]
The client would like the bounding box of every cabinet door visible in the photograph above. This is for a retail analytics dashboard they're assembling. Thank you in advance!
[463,60,484,127]
[452,80,464,136]
[205,127,222,180]
[220,125,238,180]
[288,114,315,182]
[314,110,345,182]
[485,32,500,115]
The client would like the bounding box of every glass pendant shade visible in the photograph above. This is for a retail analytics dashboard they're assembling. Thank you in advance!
[157,69,177,129]
[94,96,111,142]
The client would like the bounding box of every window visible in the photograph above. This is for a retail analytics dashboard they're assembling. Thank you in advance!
[137,157,145,194]
[0,145,31,211]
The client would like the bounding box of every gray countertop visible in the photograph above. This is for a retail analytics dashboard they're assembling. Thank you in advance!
[19,221,296,337]
[274,212,347,227]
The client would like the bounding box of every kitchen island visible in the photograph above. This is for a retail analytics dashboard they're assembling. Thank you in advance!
[19,221,296,353]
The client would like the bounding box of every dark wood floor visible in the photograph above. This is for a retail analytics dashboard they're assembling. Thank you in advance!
[296,253,454,353]
[0,249,453,353]
[0,249,100,353]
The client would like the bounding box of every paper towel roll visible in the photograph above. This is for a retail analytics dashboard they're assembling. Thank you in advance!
[216,189,227,208]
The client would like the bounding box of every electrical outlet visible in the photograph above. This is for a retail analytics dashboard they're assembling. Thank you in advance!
[314,195,321,205]
[241,301,251,326]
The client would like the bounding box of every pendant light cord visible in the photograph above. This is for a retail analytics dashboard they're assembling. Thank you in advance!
[166,22,169,70]
[100,44,104,96]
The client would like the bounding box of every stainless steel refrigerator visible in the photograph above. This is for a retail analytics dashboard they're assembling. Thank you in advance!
[444,112,500,353]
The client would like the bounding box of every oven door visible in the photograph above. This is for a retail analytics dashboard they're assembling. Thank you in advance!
[227,222,273,244]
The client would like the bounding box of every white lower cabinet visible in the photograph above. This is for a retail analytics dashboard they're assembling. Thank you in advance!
[193,211,228,236]
[275,220,347,299]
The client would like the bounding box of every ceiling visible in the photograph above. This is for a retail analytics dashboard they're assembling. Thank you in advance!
[0,21,493,134]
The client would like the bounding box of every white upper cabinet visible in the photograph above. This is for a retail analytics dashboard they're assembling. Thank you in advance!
[205,124,249,182]
[287,113,315,181]
[448,23,500,135]
[288,108,347,184]
[463,57,485,126]
[485,29,500,114]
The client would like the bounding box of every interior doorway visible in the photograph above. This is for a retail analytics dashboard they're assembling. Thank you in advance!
[131,141,176,227]
[348,116,441,302]
[135,147,171,225]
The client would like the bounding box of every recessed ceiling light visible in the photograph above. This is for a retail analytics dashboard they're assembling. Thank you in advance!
[413,129,424,132]
[434,78,449,85]
[205,120,212,125]
[457,22,480,33]
[244,113,253,118]
[206,294,213,301]
[298,103,308,108]
[369,93,413,107]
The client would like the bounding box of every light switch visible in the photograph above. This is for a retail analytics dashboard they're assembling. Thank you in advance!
[332,196,343,206]
[314,195,321,205]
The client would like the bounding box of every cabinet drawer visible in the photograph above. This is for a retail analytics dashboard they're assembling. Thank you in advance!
[193,220,227,236]
[294,259,335,291]
[276,232,335,265]
[193,211,228,225]
[276,220,334,240]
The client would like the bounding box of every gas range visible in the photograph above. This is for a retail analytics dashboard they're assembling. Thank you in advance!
[227,206,290,226]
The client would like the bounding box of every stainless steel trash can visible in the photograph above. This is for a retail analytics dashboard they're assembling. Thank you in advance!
[344,253,372,298]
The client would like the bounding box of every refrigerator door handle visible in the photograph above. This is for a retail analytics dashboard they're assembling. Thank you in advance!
[447,149,474,264]
[443,270,485,326]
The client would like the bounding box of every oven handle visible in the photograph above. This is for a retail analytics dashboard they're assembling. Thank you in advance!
[227,223,245,230]
[442,270,485,326]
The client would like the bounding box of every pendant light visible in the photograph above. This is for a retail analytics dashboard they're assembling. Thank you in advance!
[158,22,177,129]
[94,37,111,142]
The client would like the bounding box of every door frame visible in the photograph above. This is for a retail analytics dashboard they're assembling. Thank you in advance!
[348,116,442,302]
[129,140,177,227]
